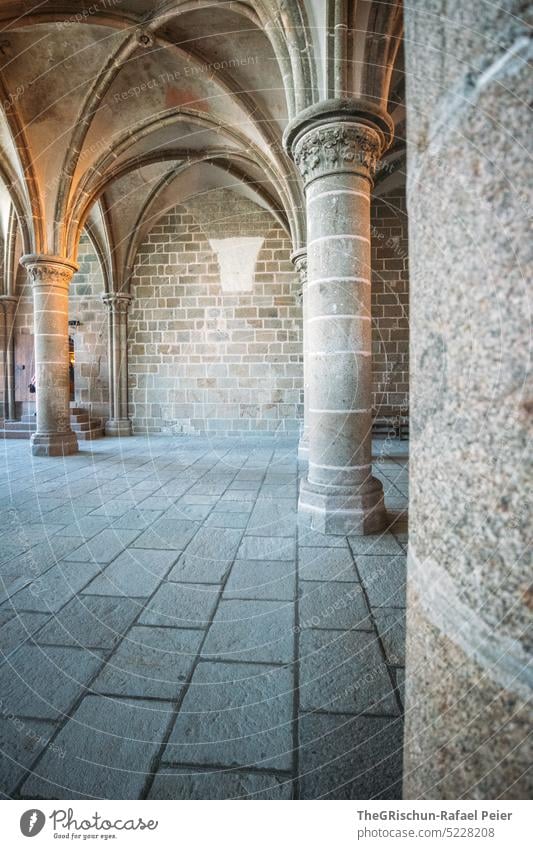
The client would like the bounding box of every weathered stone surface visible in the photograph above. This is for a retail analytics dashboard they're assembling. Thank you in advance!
[139,582,219,628]
[373,607,406,666]
[299,629,398,715]
[131,515,199,550]
[237,536,296,561]
[148,768,293,799]
[164,662,294,771]
[0,611,49,660]
[20,696,171,799]
[93,626,203,698]
[299,581,371,631]
[35,595,139,649]
[0,644,103,719]
[224,560,296,600]
[62,528,140,563]
[9,561,102,613]
[83,549,177,597]
[299,713,403,799]
[202,599,294,664]
[299,547,356,582]
[355,554,406,607]
[0,718,57,797]
[247,499,297,537]
[168,527,243,583]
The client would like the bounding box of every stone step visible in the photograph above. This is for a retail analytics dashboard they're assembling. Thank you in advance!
[1,408,105,441]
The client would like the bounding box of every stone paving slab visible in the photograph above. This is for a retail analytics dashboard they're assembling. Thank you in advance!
[83,549,177,597]
[131,515,199,550]
[224,560,296,601]
[299,581,372,631]
[148,767,293,799]
[0,717,57,797]
[202,599,294,664]
[0,611,50,661]
[373,607,406,666]
[62,528,140,564]
[348,534,404,556]
[237,535,296,561]
[299,629,399,715]
[299,713,403,799]
[20,695,171,799]
[168,527,243,584]
[355,555,407,607]
[35,596,140,650]
[247,499,297,537]
[8,561,102,613]
[0,644,104,719]
[164,661,294,771]
[139,582,219,628]
[93,626,203,699]
[299,547,357,582]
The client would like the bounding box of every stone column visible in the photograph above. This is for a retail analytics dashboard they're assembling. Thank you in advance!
[0,294,17,421]
[285,105,391,534]
[403,2,531,798]
[19,254,78,456]
[291,249,309,461]
[103,292,133,436]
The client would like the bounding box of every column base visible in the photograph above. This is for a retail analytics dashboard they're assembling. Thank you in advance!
[105,418,133,437]
[298,476,386,535]
[31,430,78,457]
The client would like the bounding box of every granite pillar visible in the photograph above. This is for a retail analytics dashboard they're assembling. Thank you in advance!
[285,104,391,534]
[403,1,532,798]
[103,292,133,436]
[0,294,17,421]
[20,254,78,456]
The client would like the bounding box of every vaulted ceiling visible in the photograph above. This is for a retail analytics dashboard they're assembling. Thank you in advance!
[0,0,404,291]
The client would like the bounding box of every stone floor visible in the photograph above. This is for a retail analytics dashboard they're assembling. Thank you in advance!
[0,435,408,800]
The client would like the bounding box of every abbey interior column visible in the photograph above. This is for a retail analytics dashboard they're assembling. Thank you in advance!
[103,292,133,436]
[20,254,78,456]
[292,249,309,461]
[0,294,17,421]
[285,104,391,534]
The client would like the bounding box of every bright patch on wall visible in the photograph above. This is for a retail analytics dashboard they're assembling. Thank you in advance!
[209,237,264,293]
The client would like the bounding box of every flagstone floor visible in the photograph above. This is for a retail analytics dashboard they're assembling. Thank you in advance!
[0,435,408,799]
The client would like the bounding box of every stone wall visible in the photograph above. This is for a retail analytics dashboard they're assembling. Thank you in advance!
[128,189,302,436]
[371,188,409,421]
[403,0,531,799]
[68,233,109,420]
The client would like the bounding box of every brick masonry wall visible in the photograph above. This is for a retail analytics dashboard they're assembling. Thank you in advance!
[371,187,410,420]
[68,233,109,420]
[128,189,303,436]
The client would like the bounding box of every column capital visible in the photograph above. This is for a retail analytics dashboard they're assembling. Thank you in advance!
[0,294,18,307]
[20,254,78,289]
[102,292,133,314]
[283,98,394,185]
[291,248,307,303]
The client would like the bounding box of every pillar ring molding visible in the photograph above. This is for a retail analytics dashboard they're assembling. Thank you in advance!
[20,254,78,289]
[290,248,307,303]
[0,294,18,306]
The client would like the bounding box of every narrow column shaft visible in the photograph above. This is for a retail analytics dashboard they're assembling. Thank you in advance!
[103,293,132,436]
[290,117,388,534]
[291,249,308,461]
[0,295,17,421]
[20,255,78,456]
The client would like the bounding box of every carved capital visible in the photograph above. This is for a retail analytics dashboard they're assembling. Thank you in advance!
[102,292,133,315]
[291,249,307,303]
[293,122,383,184]
[20,254,77,290]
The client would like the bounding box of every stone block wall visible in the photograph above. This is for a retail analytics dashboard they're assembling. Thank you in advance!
[128,189,302,436]
[68,233,109,419]
[371,187,409,421]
